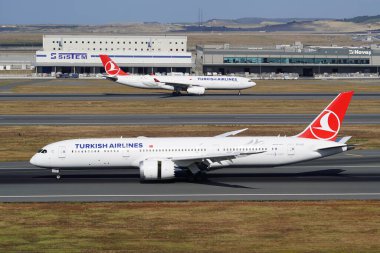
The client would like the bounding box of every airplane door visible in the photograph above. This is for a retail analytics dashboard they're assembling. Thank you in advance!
[287,145,295,156]
[58,146,66,158]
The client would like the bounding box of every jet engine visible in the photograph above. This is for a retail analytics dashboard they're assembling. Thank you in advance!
[139,159,177,181]
[187,86,205,95]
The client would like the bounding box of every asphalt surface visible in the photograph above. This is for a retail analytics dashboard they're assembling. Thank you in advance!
[0,113,378,125]
[0,93,379,101]
[0,150,379,202]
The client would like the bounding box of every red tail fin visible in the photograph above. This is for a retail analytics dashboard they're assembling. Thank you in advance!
[297,91,354,141]
[99,54,128,76]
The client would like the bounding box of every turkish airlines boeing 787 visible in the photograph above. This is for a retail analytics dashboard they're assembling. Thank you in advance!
[30,91,354,181]
[99,55,256,95]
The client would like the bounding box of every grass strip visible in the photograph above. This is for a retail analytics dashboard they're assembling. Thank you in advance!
[0,201,380,253]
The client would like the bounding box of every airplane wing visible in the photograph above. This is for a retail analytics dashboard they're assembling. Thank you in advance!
[214,128,248,138]
[154,78,195,89]
[171,150,266,164]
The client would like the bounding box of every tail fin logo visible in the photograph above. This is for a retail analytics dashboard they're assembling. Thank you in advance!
[310,110,340,140]
[105,61,120,76]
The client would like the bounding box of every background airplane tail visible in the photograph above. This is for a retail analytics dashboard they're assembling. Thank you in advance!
[99,54,128,76]
[296,91,354,141]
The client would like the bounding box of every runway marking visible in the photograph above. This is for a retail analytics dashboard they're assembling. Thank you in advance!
[345,153,363,157]
[1,193,380,199]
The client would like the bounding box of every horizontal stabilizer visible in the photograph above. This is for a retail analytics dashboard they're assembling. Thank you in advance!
[336,136,352,144]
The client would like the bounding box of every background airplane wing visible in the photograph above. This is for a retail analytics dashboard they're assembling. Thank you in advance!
[214,128,248,137]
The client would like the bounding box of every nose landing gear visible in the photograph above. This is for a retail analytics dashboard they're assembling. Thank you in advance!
[52,169,61,180]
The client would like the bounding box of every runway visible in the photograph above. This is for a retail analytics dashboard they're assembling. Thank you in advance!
[0,150,379,202]
[0,113,379,125]
[0,92,379,101]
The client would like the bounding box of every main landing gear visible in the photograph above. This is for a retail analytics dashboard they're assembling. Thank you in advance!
[52,168,61,180]
[172,91,182,96]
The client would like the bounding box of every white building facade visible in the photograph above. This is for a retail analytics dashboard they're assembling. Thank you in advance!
[35,35,193,75]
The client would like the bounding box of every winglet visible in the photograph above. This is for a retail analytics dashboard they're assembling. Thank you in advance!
[215,128,248,138]
[297,91,354,142]
[99,55,128,76]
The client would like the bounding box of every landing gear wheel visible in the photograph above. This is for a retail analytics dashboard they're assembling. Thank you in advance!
[52,169,61,180]
[238,90,241,95]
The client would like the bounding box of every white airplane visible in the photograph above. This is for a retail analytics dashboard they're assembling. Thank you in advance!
[99,55,256,95]
[30,91,354,181]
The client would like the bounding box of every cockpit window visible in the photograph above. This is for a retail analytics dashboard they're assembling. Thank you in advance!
[37,149,48,154]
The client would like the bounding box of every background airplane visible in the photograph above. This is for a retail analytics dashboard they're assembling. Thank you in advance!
[99,55,256,95]
[30,91,354,181]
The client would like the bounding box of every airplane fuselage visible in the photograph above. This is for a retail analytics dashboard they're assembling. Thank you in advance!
[30,136,347,170]
[115,75,255,91]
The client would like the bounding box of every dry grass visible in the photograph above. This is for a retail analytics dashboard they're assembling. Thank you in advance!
[0,125,377,162]
[187,32,366,48]
[0,99,378,115]
[0,31,364,48]
[1,201,380,252]
[0,33,42,45]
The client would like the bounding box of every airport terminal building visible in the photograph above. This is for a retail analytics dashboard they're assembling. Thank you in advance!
[196,43,380,76]
[35,35,193,75]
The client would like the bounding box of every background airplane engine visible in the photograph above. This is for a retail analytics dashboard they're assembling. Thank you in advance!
[187,86,205,95]
[139,159,177,181]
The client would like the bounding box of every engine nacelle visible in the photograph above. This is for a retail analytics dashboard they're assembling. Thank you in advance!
[187,86,205,95]
[139,159,176,181]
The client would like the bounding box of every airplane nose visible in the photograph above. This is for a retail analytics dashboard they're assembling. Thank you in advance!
[30,154,40,167]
